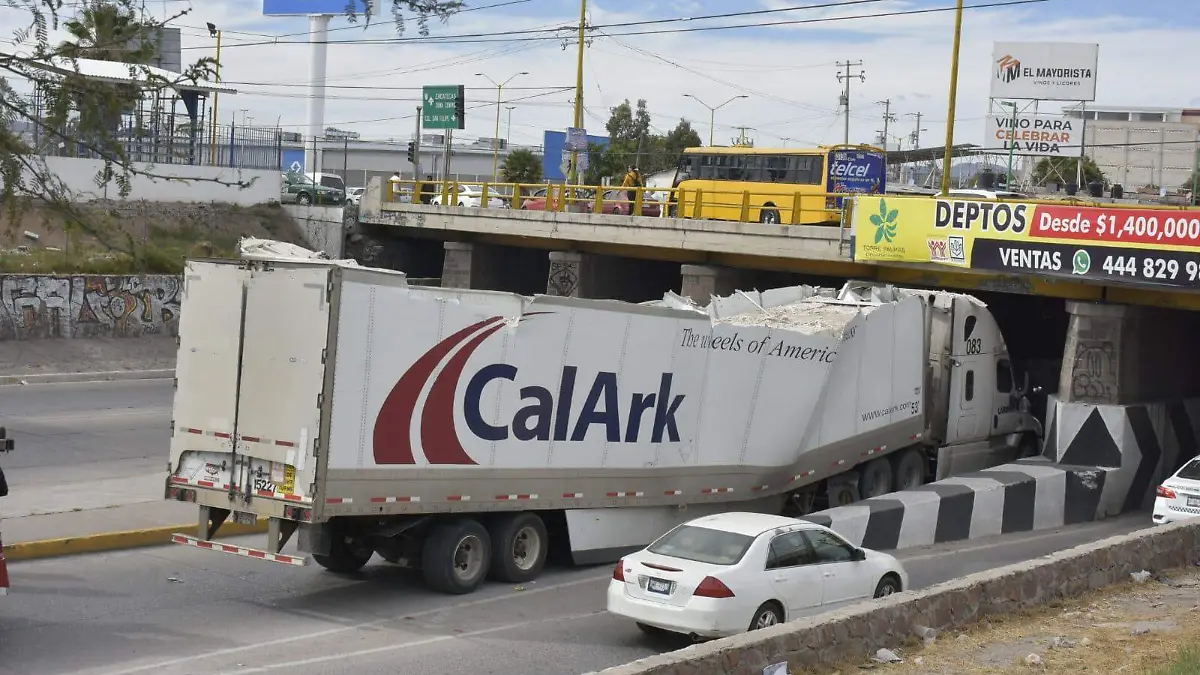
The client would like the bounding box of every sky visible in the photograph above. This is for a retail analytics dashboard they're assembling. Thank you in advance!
[3,0,1199,151]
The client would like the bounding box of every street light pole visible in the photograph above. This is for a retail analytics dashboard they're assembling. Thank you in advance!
[683,94,749,146]
[476,71,528,183]
[206,23,221,165]
[940,0,964,195]
[506,105,516,147]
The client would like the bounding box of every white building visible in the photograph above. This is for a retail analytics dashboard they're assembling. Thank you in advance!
[1063,105,1200,190]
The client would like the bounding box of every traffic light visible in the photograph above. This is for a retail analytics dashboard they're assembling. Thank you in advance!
[455,84,466,130]
[407,141,415,164]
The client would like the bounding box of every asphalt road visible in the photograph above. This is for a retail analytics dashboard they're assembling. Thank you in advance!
[0,512,1154,675]
[0,379,171,481]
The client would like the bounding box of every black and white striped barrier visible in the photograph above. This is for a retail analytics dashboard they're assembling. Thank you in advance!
[803,395,1200,552]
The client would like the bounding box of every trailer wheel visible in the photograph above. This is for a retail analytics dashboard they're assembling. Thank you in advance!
[891,449,926,492]
[422,518,492,595]
[312,534,374,574]
[486,512,548,583]
[859,458,894,499]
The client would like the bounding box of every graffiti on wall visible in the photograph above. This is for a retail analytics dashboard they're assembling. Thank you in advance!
[0,275,181,340]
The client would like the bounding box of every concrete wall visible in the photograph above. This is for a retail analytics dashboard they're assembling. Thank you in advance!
[38,156,281,206]
[0,275,181,340]
[283,205,346,258]
[594,520,1200,675]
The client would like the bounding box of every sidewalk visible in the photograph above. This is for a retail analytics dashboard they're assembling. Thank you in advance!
[0,337,177,378]
[2,469,201,544]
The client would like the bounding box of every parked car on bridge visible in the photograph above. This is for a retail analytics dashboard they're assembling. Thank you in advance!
[607,512,908,640]
[592,189,662,217]
[430,184,506,209]
[281,172,344,205]
[346,187,365,205]
[519,187,594,212]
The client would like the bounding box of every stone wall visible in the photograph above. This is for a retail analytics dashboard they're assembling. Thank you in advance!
[0,275,181,339]
[593,520,1200,675]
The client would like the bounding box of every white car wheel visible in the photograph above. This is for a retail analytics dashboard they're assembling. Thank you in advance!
[748,602,783,631]
[874,574,902,598]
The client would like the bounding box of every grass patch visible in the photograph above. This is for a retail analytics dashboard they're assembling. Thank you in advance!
[0,224,240,275]
[1153,644,1200,674]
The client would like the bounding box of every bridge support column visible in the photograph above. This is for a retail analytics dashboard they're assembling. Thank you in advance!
[440,241,511,290]
[545,251,659,300]
[1059,302,1139,406]
[680,265,748,305]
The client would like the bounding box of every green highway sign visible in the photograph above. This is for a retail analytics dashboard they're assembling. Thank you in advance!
[422,84,465,130]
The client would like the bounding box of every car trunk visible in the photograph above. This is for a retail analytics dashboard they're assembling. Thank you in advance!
[621,551,729,608]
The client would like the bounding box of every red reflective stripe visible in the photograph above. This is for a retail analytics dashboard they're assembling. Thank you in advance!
[664,490,682,496]
[275,440,296,448]
[326,498,346,504]
[447,495,470,501]
[197,480,218,488]
[170,476,188,484]
[185,428,203,435]
[283,494,303,502]
[214,432,231,439]
[256,490,274,498]
[241,436,261,443]
[562,493,583,499]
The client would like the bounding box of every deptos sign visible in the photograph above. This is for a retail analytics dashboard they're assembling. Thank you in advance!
[990,42,1099,102]
[983,114,1081,157]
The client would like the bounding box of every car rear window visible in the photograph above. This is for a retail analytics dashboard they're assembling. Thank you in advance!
[1176,459,1200,481]
[647,525,755,565]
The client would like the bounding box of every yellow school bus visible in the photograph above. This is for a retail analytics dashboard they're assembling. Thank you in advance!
[670,144,887,225]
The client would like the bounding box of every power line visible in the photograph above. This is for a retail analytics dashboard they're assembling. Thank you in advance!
[176,0,1054,50]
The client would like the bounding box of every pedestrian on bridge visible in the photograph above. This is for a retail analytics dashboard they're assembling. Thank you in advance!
[621,166,644,215]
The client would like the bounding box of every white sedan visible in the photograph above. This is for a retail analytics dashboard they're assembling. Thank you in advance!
[606,512,908,639]
[1153,457,1200,524]
[430,184,506,209]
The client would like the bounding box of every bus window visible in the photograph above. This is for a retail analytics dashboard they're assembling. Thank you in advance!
[790,156,822,184]
[765,156,788,182]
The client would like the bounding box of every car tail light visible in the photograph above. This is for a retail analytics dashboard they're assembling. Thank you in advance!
[1158,485,1177,499]
[613,560,625,582]
[693,576,735,598]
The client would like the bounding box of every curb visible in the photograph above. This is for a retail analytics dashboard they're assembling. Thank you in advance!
[0,369,176,386]
[5,520,269,562]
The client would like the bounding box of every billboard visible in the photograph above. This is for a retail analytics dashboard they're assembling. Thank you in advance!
[990,42,1098,101]
[850,195,1200,291]
[983,114,1082,157]
[542,130,609,181]
[263,0,365,16]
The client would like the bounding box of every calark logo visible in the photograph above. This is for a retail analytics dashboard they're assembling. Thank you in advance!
[996,55,1021,83]
[926,236,966,264]
[372,314,687,465]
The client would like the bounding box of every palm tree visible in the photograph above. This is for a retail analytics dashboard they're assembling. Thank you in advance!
[57,2,159,149]
[501,148,543,198]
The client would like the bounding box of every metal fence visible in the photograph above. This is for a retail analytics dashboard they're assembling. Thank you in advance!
[11,93,283,171]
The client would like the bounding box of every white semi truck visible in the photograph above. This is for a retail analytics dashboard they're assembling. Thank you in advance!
[165,258,1040,594]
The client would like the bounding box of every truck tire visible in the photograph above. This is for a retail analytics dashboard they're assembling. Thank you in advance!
[486,512,548,584]
[859,458,893,499]
[312,534,373,574]
[422,518,492,595]
[891,449,925,492]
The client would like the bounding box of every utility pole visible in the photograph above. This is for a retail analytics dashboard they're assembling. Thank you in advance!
[941,0,965,195]
[877,98,896,175]
[733,127,754,146]
[906,112,925,149]
[413,106,422,179]
[836,60,865,145]
[568,0,587,185]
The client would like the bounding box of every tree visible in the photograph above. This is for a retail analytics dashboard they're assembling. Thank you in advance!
[587,101,702,183]
[501,148,542,185]
[1,0,462,247]
[1032,156,1106,187]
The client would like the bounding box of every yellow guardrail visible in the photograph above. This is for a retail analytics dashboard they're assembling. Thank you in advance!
[382,179,1198,227]
[383,179,851,226]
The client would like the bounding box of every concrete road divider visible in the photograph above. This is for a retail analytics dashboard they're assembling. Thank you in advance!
[592,520,1200,675]
[5,519,268,562]
[0,369,176,386]
[802,459,1114,552]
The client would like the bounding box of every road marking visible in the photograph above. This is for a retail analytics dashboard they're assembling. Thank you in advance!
[91,572,612,675]
[3,408,169,423]
[213,611,605,674]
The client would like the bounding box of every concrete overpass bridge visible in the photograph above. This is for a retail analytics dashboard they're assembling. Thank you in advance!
[355,177,1200,416]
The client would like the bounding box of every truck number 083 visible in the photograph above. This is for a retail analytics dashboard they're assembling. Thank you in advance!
[964,338,983,355]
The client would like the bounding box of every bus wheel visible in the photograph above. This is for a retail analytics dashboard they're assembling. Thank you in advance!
[759,207,781,224]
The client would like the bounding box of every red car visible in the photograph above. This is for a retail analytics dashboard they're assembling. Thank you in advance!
[591,189,662,217]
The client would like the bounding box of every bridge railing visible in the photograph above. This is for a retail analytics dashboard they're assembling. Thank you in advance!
[382,179,854,227]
